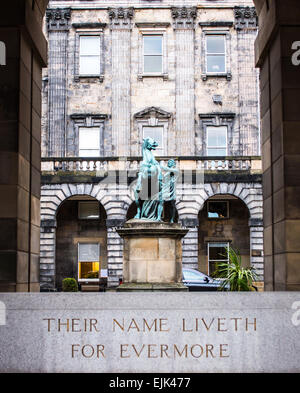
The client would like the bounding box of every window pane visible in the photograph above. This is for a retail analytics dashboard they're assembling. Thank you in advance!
[143,126,163,155]
[78,202,100,219]
[79,128,100,150]
[209,243,228,260]
[80,36,100,56]
[207,127,227,147]
[79,55,100,75]
[79,262,99,279]
[206,36,225,54]
[207,55,226,73]
[78,243,99,262]
[208,201,228,218]
[79,149,100,157]
[144,55,162,73]
[207,148,227,156]
[144,35,162,55]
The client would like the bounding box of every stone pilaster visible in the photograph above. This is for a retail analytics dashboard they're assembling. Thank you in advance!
[106,218,125,287]
[108,8,133,156]
[180,217,199,270]
[40,219,57,291]
[172,7,197,156]
[46,8,71,157]
[234,7,259,156]
[249,219,264,281]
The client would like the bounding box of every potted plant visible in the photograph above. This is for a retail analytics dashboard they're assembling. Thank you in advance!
[212,247,258,291]
[62,278,78,292]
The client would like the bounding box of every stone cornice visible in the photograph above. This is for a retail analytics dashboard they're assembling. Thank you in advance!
[135,22,170,28]
[72,22,107,29]
[108,7,134,30]
[171,6,197,30]
[46,8,71,31]
[134,106,172,119]
[234,6,258,30]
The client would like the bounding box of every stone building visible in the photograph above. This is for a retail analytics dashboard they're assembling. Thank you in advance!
[40,0,263,291]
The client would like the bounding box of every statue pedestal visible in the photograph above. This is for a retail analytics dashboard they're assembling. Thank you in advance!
[116,219,188,291]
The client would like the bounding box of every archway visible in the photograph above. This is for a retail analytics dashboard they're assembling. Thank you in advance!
[55,195,107,291]
[198,194,250,277]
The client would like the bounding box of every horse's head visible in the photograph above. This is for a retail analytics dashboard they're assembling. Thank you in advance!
[142,137,158,152]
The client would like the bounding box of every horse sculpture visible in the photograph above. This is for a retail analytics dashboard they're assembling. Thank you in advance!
[134,137,178,222]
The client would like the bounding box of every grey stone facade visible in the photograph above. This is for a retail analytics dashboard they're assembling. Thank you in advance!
[41,0,263,290]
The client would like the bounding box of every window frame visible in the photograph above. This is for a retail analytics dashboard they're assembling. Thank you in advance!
[207,242,229,277]
[78,242,100,283]
[206,125,228,156]
[207,200,229,220]
[79,35,101,77]
[74,29,104,82]
[201,28,232,81]
[78,126,101,157]
[205,34,226,75]
[142,125,164,156]
[69,114,107,158]
[143,34,163,75]
[137,27,168,80]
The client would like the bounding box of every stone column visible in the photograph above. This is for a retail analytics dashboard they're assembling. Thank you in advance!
[254,0,300,290]
[234,7,260,156]
[46,8,71,157]
[106,218,125,288]
[0,0,48,292]
[40,219,56,291]
[180,217,199,270]
[172,7,197,156]
[249,218,264,284]
[108,8,133,157]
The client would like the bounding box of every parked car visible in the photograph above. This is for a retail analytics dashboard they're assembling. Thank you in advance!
[182,268,228,291]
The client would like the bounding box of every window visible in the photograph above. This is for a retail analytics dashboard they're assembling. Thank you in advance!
[208,242,229,276]
[78,243,100,281]
[79,127,100,157]
[208,201,229,219]
[206,35,226,74]
[206,126,227,156]
[143,126,164,155]
[79,35,100,76]
[143,35,163,74]
[78,201,100,219]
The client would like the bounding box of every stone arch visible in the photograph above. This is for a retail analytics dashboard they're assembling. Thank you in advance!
[176,182,263,221]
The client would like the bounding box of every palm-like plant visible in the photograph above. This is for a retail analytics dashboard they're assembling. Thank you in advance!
[212,247,258,291]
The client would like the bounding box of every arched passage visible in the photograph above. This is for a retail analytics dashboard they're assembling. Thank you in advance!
[197,194,250,276]
[55,195,107,291]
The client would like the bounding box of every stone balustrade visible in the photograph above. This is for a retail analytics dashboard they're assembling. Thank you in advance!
[41,156,262,173]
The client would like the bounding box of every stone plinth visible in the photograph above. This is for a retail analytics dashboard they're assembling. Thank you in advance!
[116,219,188,291]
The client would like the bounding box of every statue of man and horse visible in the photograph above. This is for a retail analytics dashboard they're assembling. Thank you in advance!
[134,137,178,223]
